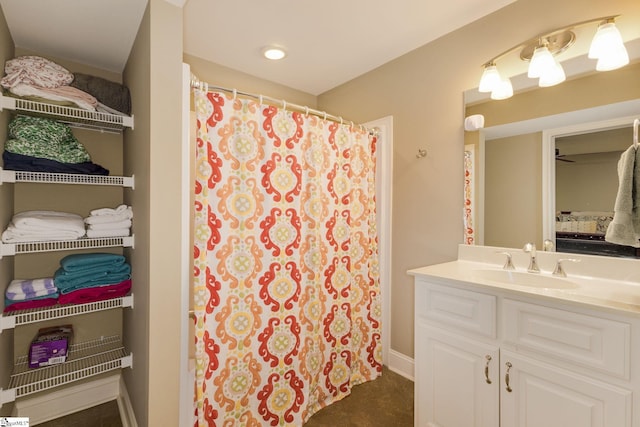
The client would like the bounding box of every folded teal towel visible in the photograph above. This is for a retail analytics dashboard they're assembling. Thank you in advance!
[59,252,126,272]
[56,273,131,293]
[54,263,131,290]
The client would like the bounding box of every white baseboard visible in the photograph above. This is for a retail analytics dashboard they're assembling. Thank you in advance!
[387,348,415,382]
[13,373,121,425]
[117,375,138,427]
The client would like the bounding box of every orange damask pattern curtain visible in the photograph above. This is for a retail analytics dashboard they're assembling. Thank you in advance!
[192,89,382,426]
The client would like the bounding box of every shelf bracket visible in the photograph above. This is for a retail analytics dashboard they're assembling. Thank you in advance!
[0,313,16,334]
[0,167,17,186]
[0,242,16,260]
[122,294,134,309]
[0,387,17,409]
[122,353,133,369]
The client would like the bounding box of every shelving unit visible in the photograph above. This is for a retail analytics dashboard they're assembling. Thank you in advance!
[0,235,135,258]
[0,95,135,411]
[0,93,134,133]
[0,168,135,188]
[0,295,134,333]
[1,335,132,405]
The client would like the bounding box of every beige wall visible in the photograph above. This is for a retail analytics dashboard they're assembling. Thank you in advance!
[318,0,640,358]
[123,0,185,425]
[122,2,151,425]
[484,133,542,248]
[0,4,14,417]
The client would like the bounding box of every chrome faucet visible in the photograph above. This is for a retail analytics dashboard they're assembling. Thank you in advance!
[553,258,581,277]
[523,243,539,273]
[497,251,515,270]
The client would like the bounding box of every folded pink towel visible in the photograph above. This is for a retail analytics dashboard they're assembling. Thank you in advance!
[58,279,131,305]
[4,297,58,312]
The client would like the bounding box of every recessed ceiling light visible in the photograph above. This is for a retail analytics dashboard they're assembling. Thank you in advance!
[263,46,287,60]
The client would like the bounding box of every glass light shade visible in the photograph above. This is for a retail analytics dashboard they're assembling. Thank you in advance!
[478,65,501,93]
[528,46,556,78]
[491,78,513,100]
[588,22,625,59]
[538,60,566,87]
[596,45,629,71]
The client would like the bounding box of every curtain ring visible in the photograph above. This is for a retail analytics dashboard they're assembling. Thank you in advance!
[323,112,327,121]
[282,100,287,111]
[232,88,237,100]
[259,95,263,106]
[350,121,354,131]
[339,117,343,125]
[305,106,309,117]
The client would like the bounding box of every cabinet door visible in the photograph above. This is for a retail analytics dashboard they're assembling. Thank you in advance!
[500,350,632,427]
[415,323,499,427]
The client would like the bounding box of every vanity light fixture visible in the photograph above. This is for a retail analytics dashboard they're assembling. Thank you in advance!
[478,15,629,100]
[262,46,287,60]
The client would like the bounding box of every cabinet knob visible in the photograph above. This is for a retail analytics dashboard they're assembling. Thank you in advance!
[484,355,492,384]
[505,361,513,393]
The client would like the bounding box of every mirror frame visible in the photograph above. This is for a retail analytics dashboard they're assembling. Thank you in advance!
[542,113,639,247]
[478,98,640,249]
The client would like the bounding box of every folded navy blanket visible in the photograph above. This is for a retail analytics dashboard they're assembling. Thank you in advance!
[70,73,131,116]
[3,150,109,175]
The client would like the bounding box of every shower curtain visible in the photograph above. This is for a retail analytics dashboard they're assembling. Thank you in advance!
[192,89,382,426]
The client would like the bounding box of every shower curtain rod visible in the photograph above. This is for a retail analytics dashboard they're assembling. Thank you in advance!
[190,75,377,136]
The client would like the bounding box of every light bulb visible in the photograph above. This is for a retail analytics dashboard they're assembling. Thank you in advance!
[528,45,556,78]
[596,45,629,71]
[478,64,501,93]
[263,47,286,60]
[539,60,566,87]
[589,22,624,58]
[491,78,513,100]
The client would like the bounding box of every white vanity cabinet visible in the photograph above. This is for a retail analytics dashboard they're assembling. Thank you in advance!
[414,277,637,427]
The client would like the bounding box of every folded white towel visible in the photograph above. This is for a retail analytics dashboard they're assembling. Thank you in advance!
[605,146,640,247]
[87,219,132,230]
[85,205,133,225]
[89,204,132,217]
[2,211,86,242]
[86,228,130,238]
[11,210,85,232]
[1,228,86,242]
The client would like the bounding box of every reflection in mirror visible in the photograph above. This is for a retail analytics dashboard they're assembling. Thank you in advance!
[553,126,640,258]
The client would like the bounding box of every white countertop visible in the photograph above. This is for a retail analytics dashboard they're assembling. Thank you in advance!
[408,244,640,316]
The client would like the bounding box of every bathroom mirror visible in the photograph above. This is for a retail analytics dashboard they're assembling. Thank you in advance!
[464,65,640,257]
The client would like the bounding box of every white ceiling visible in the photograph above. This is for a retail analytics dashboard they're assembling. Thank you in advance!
[183,0,516,95]
[0,0,148,74]
[0,0,516,96]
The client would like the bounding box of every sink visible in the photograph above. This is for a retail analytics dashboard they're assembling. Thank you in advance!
[472,269,580,290]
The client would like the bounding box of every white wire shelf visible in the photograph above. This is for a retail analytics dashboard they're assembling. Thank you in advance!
[0,93,134,133]
[0,168,135,188]
[1,335,132,405]
[0,235,134,258]
[0,294,134,333]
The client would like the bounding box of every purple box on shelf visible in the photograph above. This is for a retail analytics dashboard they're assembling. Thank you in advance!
[28,325,73,369]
